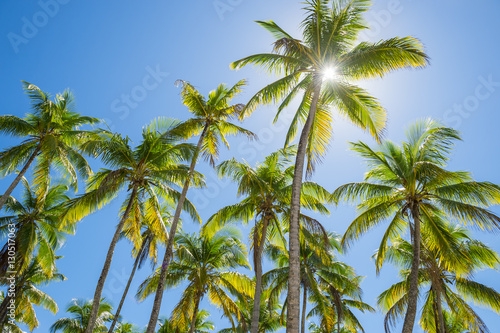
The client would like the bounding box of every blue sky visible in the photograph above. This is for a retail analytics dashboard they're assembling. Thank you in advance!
[1,0,500,332]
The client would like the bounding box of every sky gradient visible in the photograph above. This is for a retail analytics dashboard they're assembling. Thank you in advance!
[1,0,500,332]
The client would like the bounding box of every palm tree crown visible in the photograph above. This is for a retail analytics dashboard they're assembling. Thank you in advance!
[0,81,99,211]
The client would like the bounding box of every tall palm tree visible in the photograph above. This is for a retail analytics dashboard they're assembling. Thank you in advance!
[203,147,332,333]
[145,80,255,333]
[0,258,64,331]
[333,119,500,332]
[107,204,171,333]
[0,81,99,211]
[378,221,500,333]
[49,298,113,333]
[230,2,429,330]
[0,179,73,277]
[138,229,253,333]
[65,118,201,333]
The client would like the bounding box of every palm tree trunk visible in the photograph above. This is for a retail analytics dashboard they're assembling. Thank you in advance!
[402,203,421,333]
[107,239,146,333]
[84,185,138,333]
[188,292,202,333]
[286,84,321,333]
[145,126,208,333]
[0,145,40,211]
[250,215,270,333]
[434,283,446,333]
[300,285,307,333]
[0,293,12,326]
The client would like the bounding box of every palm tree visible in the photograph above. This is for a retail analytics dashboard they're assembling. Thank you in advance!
[0,258,64,331]
[138,229,253,333]
[308,272,374,333]
[0,81,99,211]
[217,291,285,333]
[0,179,73,277]
[333,119,500,332]
[157,309,214,333]
[230,2,429,330]
[263,233,361,333]
[378,221,500,333]
[202,147,332,333]
[65,118,201,333]
[50,298,113,333]
[107,204,171,333]
[145,80,255,333]
[112,322,140,333]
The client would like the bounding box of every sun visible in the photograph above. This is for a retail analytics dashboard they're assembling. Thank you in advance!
[322,66,337,81]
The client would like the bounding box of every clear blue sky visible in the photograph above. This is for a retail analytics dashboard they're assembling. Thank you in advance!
[1,0,500,332]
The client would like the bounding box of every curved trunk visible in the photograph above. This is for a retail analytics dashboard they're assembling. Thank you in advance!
[107,239,147,333]
[402,203,421,333]
[84,185,138,333]
[188,292,202,333]
[300,284,307,333]
[145,126,208,333]
[286,84,321,333]
[0,145,41,211]
[250,215,270,333]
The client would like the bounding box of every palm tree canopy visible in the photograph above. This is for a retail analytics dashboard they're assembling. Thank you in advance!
[231,0,429,174]
[64,118,203,229]
[0,179,73,276]
[49,298,113,333]
[173,80,255,166]
[0,81,100,192]
[0,258,65,331]
[378,221,500,333]
[137,229,253,330]
[333,119,500,271]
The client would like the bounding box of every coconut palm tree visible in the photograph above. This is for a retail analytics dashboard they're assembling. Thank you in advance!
[378,221,500,333]
[0,81,99,211]
[202,146,332,333]
[333,119,500,332]
[263,232,366,333]
[308,273,374,333]
[230,2,429,330]
[112,322,140,333]
[145,80,255,333]
[217,291,285,333]
[49,298,113,333]
[0,258,64,331]
[107,204,172,333]
[64,118,201,333]
[0,179,73,277]
[157,309,214,333]
[138,229,253,333]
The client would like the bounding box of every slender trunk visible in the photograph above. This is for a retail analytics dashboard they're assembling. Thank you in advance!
[300,284,307,333]
[0,293,12,326]
[107,239,146,333]
[188,292,202,333]
[145,126,208,333]
[84,186,138,333]
[0,145,41,211]
[434,283,446,333]
[250,216,270,333]
[402,203,421,333]
[286,84,322,333]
